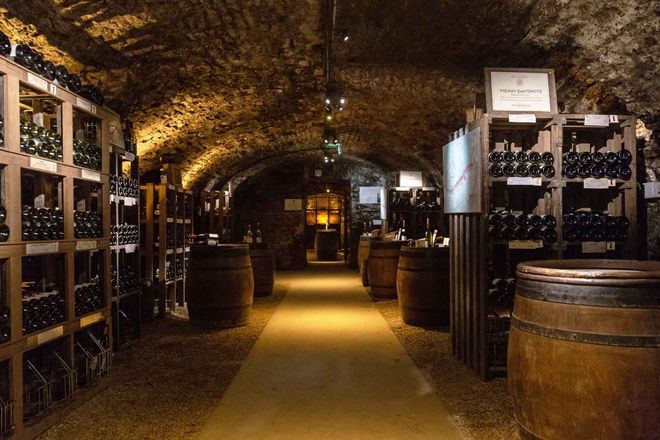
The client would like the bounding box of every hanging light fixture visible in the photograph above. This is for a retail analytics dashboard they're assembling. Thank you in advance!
[324,84,346,112]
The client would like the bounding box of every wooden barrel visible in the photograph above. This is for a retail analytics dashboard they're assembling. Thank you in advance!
[358,237,375,287]
[396,247,450,326]
[250,243,275,297]
[367,240,405,299]
[508,259,660,440]
[315,229,338,261]
[187,244,254,328]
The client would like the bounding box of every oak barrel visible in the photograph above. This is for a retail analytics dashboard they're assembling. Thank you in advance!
[187,244,254,328]
[396,247,450,326]
[508,259,660,440]
[358,237,376,287]
[250,243,275,297]
[315,229,338,261]
[367,240,405,299]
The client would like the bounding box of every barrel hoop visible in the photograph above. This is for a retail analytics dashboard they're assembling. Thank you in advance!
[515,418,544,440]
[398,265,447,272]
[368,255,399,260]
[190,265,252,271]
[511,315,660,347]
[517,279,660,308]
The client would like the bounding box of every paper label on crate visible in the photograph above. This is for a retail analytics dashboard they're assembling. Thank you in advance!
[26,242,59,254]
[609,115,619,123]
[49,83,58,95]
[442,237,450,247]
[76,97,94,113]
[606,241,616,251]
[125,243,137,253]
[583,178,616,189]
[582,241,607,253]
[81,169,101,182]
[507,177,542,186]
[509,240,544,249]
[34,194,45,209]
[80,312,104,327]
[584,114,610,127]
[124,197,136,206]
[125,152,135,161]
[76,240,97,251]
[34,325,64,345]
[508,114,536,123]
[26,72,48,91]
[29,157,58,173]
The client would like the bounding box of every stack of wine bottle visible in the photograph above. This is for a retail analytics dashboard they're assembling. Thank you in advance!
[176,229,185,247]
[22,290,65,334]
[0,206,8,242]
[488,150,555,178]
[391,191,412,210]
[562,149,632,180]
[74,276,103,316]
[488,210,557,242]
[562,211,630,242]
[413,188,440,210]
[22,206,65,241]
[0,305,10,344]
[20,120,64,161]
[73,138,102,170]
[0,30,104,106]
[111,266,139,294]
[175,260,184,279]
[0,114,4,148]
[73,210,103,238]
[165,263,175,282]
[109,175,139,198]
[488,278,516,312]
[110,223,139,245]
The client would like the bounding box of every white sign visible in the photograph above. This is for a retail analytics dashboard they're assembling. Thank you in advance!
[49,83,58,95]
[76,97,95,114]
[582,241,607,254]
[508,114,537,123]
[29,157,58,173]
[26,73,48,91]
[26,243,59,254]
[399,171,423,188]
[125,243,137,253]
[125,152,135,161]
[509,240,544,249]
[81,169,101,182]
[584,114,610,127]
[359,187,383,204]
[644,182,660,199]
[124,197,136,206]
[76,240,97,251]
[489,70,553,112]
[583,178,615,189]
[284,199,302,211]
[443,127,482,214]
[507,177,542,186]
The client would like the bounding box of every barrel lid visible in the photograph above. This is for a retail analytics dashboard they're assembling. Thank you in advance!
[517,259,660,286]
[370,240,406,249]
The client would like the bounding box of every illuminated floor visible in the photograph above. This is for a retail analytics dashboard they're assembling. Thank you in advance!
[197,262,463,440]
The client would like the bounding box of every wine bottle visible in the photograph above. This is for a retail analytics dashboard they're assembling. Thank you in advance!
[528,164,541,177]
[0,31,10,56]
[515,151,528,164]
[528,151,541,164]
[502,151,516,164]
[489,164,504,177]
[617,165,632,181]
[541,165,556,178]
[424,217,431,247]
[563,151,579,166]
[578,151,592,165]
[527,214,543,227]
[502,164,515,177]
[541,152,554,165]
[577,165,591,179]
[400,220,407,241]
[542,215,557,228]
[255,222,263,243]
[590,163,606,179]
[618,150,633,165]
[592,151,605,164]
[488,151,503,163]
[514,164,529,177]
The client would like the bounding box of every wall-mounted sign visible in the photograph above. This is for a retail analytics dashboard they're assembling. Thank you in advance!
[485,68,557,114]
[284,198,303,211]
[398,171,423,188]
[443,127,482,214]
[358,187,383,204]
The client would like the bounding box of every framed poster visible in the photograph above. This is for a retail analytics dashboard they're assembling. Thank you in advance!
[359,187,383,204]
[398,171,423,187]
[485,68,557,114]
[284,198,302,211]
[443,127,482,214]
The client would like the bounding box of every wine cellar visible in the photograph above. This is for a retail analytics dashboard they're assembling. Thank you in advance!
[0,3,657,440]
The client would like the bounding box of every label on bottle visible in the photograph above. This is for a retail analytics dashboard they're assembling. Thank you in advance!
[583,178,615,189]
[125,152,135,161]
[76,97,94,113]
[76,240,97,250]
[34,194,45,209]
[507,177,542,186]
[81,169,101,182]
[509,240,544,249]
[584,114,610,127]
[30,157,58,173]
[582,241,607,253]
[508,114,536,123]
[80,312,104,327]
[26,72,48,91]
[26,242,59,255]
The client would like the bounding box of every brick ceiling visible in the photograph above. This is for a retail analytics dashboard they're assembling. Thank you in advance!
[0,0,657,189]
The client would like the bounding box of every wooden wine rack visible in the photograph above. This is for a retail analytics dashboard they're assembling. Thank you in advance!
[140,183,193,317]
[0,56,117,437]
[444,113,638,380]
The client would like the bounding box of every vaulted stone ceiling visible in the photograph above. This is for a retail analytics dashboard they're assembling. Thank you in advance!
[0,0,657,189]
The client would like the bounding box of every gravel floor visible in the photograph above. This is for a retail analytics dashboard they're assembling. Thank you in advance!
[38,283,289,440]
[373,298,517,440]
